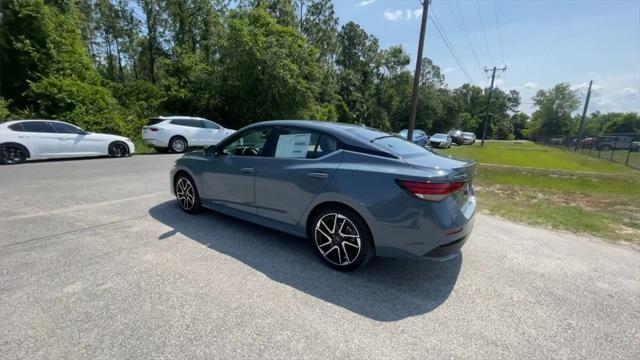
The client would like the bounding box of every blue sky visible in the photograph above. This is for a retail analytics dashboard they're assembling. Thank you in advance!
[332,0,640,114]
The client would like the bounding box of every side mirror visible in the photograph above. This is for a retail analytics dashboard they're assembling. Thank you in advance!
[204,145,218,156]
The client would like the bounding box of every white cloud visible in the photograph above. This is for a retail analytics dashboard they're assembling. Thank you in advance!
[358,0,376,6]
[443,67,455,75]
[522,82,538,89]
[617,87,639,99]
[383,8,422,21]
[383,10,404,21]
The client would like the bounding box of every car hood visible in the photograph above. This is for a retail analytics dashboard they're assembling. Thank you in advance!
[402,153,477,182]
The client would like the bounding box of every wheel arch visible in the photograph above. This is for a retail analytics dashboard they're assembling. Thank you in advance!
[1,142,31,158]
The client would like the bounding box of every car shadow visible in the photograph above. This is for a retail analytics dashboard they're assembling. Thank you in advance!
[148,201,463,322]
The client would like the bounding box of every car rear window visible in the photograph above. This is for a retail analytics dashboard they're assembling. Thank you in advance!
[372,136,431,157]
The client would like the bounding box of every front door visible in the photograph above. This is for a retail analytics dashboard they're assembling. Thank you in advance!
[255,127,342,225]
[201,126,274,214]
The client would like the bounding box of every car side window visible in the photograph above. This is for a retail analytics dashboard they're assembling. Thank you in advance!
[189,120,205,128]
[21,121,56,133]
[221,127,272,157]
[274,128,339,159]
[203,120,221,129]
[8,123,25,132]
[50,122,80,134]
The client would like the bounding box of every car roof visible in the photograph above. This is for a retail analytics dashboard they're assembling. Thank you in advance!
[1,119,71,126]
[241,120,401,157]
[157,116,208,120]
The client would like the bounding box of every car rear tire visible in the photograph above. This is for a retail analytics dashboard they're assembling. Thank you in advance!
[0,143,28,165]
[309,206,374,271]
[174,174,202,214]
[108,141,129,158]
[170,136,188,153]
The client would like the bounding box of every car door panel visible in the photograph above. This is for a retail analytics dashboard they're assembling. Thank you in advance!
[201,156,264,214]
[255,152,342,225]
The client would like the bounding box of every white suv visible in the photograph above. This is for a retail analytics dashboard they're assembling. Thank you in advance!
[141,116,235,153]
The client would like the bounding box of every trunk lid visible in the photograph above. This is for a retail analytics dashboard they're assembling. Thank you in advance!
[402,153,477,183]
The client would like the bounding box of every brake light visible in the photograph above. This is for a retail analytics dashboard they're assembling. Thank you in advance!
[148,127,160,132]
[396,180,465,202]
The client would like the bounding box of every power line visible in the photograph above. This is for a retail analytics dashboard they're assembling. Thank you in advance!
[492,0,505,64]
[447,0,485,80]
[429,11,475,84]
[476,0,494,66]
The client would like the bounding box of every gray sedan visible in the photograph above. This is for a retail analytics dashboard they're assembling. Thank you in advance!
[170,121,476,271]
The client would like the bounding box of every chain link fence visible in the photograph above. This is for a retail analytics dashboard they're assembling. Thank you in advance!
[534,133,640,170]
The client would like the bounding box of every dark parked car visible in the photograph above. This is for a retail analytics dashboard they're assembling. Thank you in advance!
[170,121,476,271]
[448,130,464,145]
[398,129,429,147]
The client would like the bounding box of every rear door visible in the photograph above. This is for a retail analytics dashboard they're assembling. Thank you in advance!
[19,121,60,157]
[254,127,342,225]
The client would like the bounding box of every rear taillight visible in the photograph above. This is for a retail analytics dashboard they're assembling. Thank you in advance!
[148,127,160,132]
[396,180,465,202]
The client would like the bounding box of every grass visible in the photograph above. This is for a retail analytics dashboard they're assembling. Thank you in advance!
[442,140,636,173]
[437,141,640,244]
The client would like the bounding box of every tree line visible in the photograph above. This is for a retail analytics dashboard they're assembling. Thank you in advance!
[1,0,637,144]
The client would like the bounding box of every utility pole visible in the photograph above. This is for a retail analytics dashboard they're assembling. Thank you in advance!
[575,80,593,151]
[481,65,507,146]
[407,0,430,142]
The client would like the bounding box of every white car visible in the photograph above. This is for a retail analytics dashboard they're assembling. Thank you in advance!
[141,116,235,153]
[0,119,135,164]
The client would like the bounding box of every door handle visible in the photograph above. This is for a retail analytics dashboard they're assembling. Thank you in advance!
[239,167,255,174]
[307,172,328,179]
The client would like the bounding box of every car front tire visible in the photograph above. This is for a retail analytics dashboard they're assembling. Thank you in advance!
[310,206,374,271]
[108,141,130,158]
[174,174,202,214]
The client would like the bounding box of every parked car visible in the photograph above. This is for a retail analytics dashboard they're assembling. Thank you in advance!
[462,132,476,145]
[429,133,452,148]
[398,129,429,147]
[0,120,134,165]
[142,116,235,153]
[170,120,476,271]
[595,136,634,151]
[448,129,464,145]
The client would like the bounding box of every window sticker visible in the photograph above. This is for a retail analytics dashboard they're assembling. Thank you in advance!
[275,133,312,158]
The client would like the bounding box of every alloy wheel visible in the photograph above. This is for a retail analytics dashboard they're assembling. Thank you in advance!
[111,143,128,157]
[1,146,26,164]
[314,213,362,266]
[176,177,196,211]
[172,139,186,152]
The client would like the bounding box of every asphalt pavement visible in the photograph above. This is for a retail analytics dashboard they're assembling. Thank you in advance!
[1,154,638,359]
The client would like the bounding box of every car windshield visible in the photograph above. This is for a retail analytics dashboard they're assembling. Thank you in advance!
[431,135,446,140]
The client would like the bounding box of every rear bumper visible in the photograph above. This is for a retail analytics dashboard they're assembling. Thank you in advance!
[371,195,476,259]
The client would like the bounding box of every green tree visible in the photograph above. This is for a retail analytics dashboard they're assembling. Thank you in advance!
[216,7,322,126]
[419,58,445,88]
[604,112,640,133]
[510,112,530,139]
[530,83,580,135]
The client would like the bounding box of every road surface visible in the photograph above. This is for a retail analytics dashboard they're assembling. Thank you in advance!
[1,155,638,359]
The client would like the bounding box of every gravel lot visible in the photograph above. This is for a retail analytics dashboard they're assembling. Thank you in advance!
[1,155,638,359]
